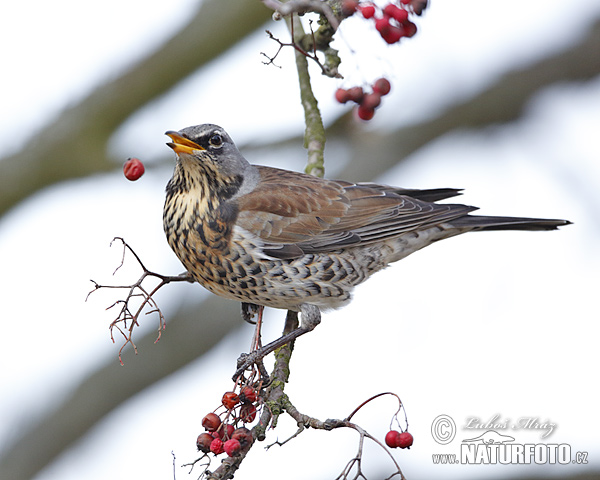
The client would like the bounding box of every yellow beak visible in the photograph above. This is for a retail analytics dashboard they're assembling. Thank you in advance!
[165,131,205,155]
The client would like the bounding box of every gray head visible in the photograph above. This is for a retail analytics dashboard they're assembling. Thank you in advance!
[165,124,250,178]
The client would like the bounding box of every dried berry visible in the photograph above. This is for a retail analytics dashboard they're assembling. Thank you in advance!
[196,432,214,453]
[222,391,240,410]
[239,404,257,423]
[202,412,221,432]
[240,386,258,404]
[232,427,254,448]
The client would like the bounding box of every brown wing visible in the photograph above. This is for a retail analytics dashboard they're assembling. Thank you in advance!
[235,166,475,258]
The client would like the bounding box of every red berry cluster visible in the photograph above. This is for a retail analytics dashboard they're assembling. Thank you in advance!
[196,385,259,458]
[385,430,414,449]
[123,157,145,181]
[335,77,391,120]
[343,0,427,44]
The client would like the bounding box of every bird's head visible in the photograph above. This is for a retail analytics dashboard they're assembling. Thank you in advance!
[166,124,250,180]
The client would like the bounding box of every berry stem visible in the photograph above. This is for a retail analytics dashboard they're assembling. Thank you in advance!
[345,391,402,421]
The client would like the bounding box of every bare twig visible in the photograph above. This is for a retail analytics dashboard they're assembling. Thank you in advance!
[87,237,194,364]
[262,25,342,79]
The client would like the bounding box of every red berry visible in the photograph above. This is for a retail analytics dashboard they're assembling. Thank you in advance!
[357,105,375,121]
[232,427,254,448]
[396,431,414,449]
[335,88,351,104]
[123,157,144,181]
[347,86,365,104]
[361,92,381,110]
[383,4,409,23]
[373,78,391,96]
[196,432,214,453]
[382,25,404,44]
[224,438,242,457]
[239,404,257,423]
[375,16,391,35]
[385,430,400,448]
[202,412,221,432]
[210,437,224,455]
[240,386,258,404]
[222,391,239,410]
[359,4,376,19]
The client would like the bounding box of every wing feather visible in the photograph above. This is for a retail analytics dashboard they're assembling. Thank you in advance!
[235,166,472,258]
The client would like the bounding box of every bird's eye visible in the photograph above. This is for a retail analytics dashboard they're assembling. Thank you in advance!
[209,134,223,148]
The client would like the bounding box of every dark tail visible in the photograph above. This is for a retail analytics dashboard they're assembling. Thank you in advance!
[396,187,463,202]
[450,215,572,231]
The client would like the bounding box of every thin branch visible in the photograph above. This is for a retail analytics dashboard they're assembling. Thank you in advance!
[87,237,194,364]
[288,14,327,178]
[262,0,340,30]
[261,26,343,79]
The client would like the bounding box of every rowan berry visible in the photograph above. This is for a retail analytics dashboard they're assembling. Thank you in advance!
[347,86,365,103]
[335,88,351,104]
[196,432,214,453]
[240,386,258,404]
[359,3,376,19]
[239,404,257,423]
[385,430,400,448]
[383,4,408,23]
[224,438,242,457]
[222,391,239,410]
[232,427,254,448]
[361,92,381,110]
[396,431,414,449]
[382,26,404,44]
[201,412,221,432]
[357,105,375,121]
[210,437,224,455]
[123,157,144,181]
[373,78,391,96]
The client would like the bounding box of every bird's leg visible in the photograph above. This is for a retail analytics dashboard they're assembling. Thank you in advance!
[234,304,321,380]
[250,305,265,351]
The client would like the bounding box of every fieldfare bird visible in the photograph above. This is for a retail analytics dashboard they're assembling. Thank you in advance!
[163,124,570,357]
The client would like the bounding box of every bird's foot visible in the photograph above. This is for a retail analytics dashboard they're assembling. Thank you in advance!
[241,302,260,324]
[233,304,321,381]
